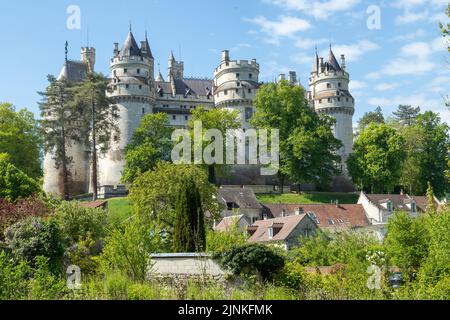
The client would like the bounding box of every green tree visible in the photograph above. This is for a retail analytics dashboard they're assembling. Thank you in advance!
[100,216,168,281]
[0,161,41,202]
[173,178,206,252]
[39,75,80,200]
[0,103,42,179]
[206,217,249,253]
[357,106,385,133]
[187,107,241,184]
[122,113,173,184]
[72,72,120,200]
[347,123,406,193]
[4,217,65,275]
[251,80,342,190]
[129,162,219,229]
[214,244,285,281]
[426,182,437,214]
[413,112,449,197]
[392,105,421,126]
[384,212,429,281]
[398,125,423,195]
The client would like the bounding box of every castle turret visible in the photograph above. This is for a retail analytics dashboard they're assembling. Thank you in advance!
[97,30,155,188]
[213,50,260,129]
[44,44,92,197]
[309,46,355,171]
[168,51,184,82]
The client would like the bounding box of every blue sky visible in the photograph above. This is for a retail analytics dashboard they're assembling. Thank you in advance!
[0,0,449,124]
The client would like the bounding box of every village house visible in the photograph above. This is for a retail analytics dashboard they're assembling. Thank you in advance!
[262,203,371,233]
[217,187,262,224]
[247,214,318,250]
[214,214,251,232]
[357,191,442,225]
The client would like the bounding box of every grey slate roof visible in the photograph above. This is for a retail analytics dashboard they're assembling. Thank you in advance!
[326,48,342,72]
[141,37,154,59]
[57,60,88,82]
[217,188,262,210]
[155,78,214,96]
[119,31,141,58]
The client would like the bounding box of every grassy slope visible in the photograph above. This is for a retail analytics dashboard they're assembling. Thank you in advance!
[257,192,359,205]
[107,197,133,225]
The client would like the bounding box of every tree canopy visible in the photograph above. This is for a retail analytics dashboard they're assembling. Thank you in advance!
[251,80,342,188]
[0,103,42,179]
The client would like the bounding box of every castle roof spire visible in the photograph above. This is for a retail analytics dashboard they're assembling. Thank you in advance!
[312,45,319,73]
[119,29,141,58]
[140,30,154,59]
[327,45,342,71]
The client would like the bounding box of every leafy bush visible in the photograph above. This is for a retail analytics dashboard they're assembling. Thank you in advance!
[214,244,285,281]
[0,196,51,240]
[4,217,65,274]
[100,216,169,281]
[0,161,41,202]
[129,163,219,229]
[206,220,248,254]
[53,201,107,244]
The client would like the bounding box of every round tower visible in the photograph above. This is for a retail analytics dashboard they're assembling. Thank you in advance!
[213,50,260,129]
[309,47,355,170]
[97,30,155,188]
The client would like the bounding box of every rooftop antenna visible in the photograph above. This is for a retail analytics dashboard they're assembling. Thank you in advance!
[65,41,68,62]
[179,43,182,61]
[129,22,132,32]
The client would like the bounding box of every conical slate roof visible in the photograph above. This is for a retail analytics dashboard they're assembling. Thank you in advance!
[119,31,141,58]
[141,34,154,59]
[327,47,341,71]
[155,71,164,82]
[312,52,319,73]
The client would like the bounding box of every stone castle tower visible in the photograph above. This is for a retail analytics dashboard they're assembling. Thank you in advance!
[98,31,156,188]
[43,32,356,198]
[213,50,260,130]
[308,46,355,171]
[43,46,95,197]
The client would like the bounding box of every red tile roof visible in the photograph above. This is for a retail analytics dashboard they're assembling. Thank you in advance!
[80,200,108,209]
[248,214,312,242]
[263,204,370,232]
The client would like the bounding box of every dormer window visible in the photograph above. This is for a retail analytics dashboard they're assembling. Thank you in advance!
[268,226,274,239]
[387,200,393,212]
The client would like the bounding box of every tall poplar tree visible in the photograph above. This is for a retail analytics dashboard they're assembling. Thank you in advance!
[73,72,119,200]
[173,178,206,252]
[39,75,80,200]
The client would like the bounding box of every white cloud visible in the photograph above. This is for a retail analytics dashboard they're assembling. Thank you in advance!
[369,40,443,78]
[245,15,311,45]
[391,0,428,9]
[291,52,313,65]
[427,75,450,94]
[368,93,449,124]
[431,36,449,52]
[295,38,329,49]
[264,0,360,20]
[395,9,428,25]
[375,83,400,92]
[392,28,426,41]
[323,40,379,62]
[349,80,366,91]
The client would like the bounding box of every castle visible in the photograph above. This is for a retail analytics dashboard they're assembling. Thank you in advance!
[43,30,354,198]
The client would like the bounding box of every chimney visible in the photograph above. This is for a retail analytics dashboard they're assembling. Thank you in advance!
[288,71,297,84]
[340,54,346,70]
[114,43,119,57]
[278,73,286,82]
[281,209,286,217]
[222,50,230,63]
